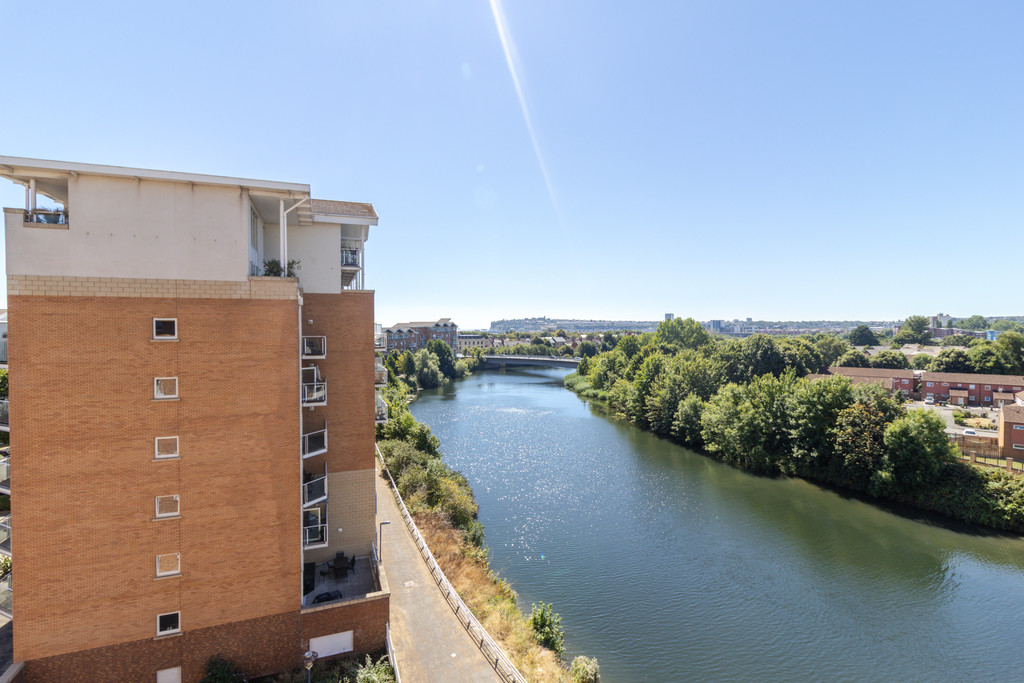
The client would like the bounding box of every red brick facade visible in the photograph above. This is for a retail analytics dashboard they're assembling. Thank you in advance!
[921,372,1024,407]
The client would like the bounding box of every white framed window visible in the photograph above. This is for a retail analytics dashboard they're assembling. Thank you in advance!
[156,611,180,636]
[1015,387,1022,391]
[1014,444,1024,450]
[156,553,181,577]
[155,495,180,518]
[986,385,992,390]
[969,384,976,389]
[902,379,909,384]
[970,396,976,401]
[153,318,177,340]
[985,397,992,402]
[154,377,178,399]
[154,436,179,459]
[927,382,934,387]
[942,383,949,387]
[1014,425,1024,431]
[156,667,182,683]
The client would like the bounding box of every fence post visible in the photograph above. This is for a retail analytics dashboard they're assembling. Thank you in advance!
[970,451,977,463]
[1007,458,1014,472]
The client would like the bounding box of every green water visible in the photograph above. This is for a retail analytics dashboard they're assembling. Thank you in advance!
[409,368,1024,682]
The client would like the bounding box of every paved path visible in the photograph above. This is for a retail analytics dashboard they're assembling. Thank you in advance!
[376,467,503,683]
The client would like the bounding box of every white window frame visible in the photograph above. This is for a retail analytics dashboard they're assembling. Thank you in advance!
[1015,387,1022,391]
[154,436,179,459]
[1014,425,1024,431]
[155,495,180,518]
[154,377,178,400]
[942,382,950,387]
[156,611,181,636]
[969,384,976,389]
[156,553,181,577]
[152,318,178,340]
[986,385,992,390]
[1014,444,1024,450]
[927,382,934,387]
[156,667,182,683]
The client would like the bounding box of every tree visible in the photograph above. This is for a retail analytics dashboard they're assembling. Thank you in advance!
[577,341,598,358]
[874,410,957,496]
[968,343,1012,375]
[894,315,931,345]
[414,349,443,389]
[426,340,457,379]
[529,602,565,654]
[0,370,6,399]
[652,317,711,352]
[995,332,1024,374]
[990,319,1023,333]
[835,350,870,368]
[787,375,854,477]
[911,354,933,370]
[833,401,891,491]
[930,348,972,374]
[777,337,823,377]
[849,325,879,346]
[812,334,851,371]
[957,314,988,330]
[401,351,416,378]
[870,350,910,369]
[617,335,641,360]
[940,335,979,348]
[738,334,786,381]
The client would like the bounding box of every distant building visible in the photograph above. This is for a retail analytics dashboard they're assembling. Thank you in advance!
[998,401,1024,458]
[921,372,1024,407]
[703,320,724,334]
[665,313,674,321]
[385,318,458,353]
[456,333,491,354]
[823,366,915,395]
[930,313,952,328]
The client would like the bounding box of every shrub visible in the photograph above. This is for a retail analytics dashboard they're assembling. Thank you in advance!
[200,656,247,683]
[570,656,601,683]
[354,655,395,683]
[529,602,565,654]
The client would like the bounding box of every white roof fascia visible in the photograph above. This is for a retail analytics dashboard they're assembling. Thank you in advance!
[312,214,378,227]
[0,156,310,194]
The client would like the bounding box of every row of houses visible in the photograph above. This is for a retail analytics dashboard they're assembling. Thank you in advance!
[381,318,458,353]
[817,366,1024,459]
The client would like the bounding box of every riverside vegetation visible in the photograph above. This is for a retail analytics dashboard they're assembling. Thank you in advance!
[377,350,600,683]
[564,318,1024,534]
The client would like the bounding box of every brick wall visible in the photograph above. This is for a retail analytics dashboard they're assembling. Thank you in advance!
[301,593,389,655]
[10,283,302,664]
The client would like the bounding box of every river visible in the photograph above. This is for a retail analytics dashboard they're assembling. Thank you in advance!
[408,367,1024,682]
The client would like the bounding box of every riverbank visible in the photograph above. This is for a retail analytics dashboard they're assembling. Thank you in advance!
[377,382,599,683]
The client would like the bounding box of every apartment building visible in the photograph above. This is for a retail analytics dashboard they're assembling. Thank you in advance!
[999,397,1024,458]
[383,319,457,354]
[920,372,1024,407]
[824,366,916,395]
[1,157,389,682]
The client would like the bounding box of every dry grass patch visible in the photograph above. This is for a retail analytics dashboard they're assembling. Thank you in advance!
[414,512,569,683]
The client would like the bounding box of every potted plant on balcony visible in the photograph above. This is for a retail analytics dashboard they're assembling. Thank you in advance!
[262,259,301,277]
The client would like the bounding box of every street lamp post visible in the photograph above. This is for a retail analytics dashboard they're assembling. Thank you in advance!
[378,520,391,564]
[303,650,318,683]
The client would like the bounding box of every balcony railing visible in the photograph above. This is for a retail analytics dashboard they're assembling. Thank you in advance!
[302,336,326,359]
[25,209,68,225]
[0,573,10,618]
[0,400,7,431]
[0,456,9,494]
[375,392,388,424]
[303,475,328,507]
[374,333,387,350]
[302,429,327,458]
[340,241,364,290]
[0,339,6,365]
[341,248,361,268]
[375,360,388,387]
[303,524,328,549]
[302,382,327,407]
[0,515,10,556]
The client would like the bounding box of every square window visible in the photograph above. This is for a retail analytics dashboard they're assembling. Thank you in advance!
[942,383,949,387]
[986,385,992,390]
[970,384,976,389]
[985,397,992,402]
[1014,425,1024,431]
[155,495,179,518]
[156,553,180,577]
[1014,444,1024,450]
[927,382,934,387]
[1016,387,1022,391]
[156,667,182,683]
[157,611,180,636]
[153,318,177,339]
[154,437,179,459]
[154,377,178,399]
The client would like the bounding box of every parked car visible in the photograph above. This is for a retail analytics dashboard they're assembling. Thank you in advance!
[924,397,935,405]
[963,428,978,436]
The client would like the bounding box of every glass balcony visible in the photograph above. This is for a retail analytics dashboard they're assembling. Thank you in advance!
[0,455,9,495]
[302,474,328,507]
[0,399,7,432]
[0,515,10,556]
[302,382,327,407]
[375,391,388,424]
[303,523,328,549]
[0,339,6,365]
[340,240,364,290]
[302,429,327,458]
[374,332,387,350]
[0,572,10,619]
[302,336,326,359]
[25,209,67,225]
[375,360,388,387]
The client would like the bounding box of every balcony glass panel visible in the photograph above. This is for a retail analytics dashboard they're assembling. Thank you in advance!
[0,516,10,554]
[302,336,326,358]
[374,333,387,350]
[303,524,328,548]
[0,456,9,492]
[375,360,388,387]
[375,392,388,424]
[302,382,327,406]
[302,429,327,458]
[303,476,327,507]
[0,400,7,428]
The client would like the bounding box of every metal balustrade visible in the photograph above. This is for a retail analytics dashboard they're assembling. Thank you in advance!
[376,445,526,683]
[302,475,327,507]
[0,400,8,430]
[303,523,328,549]
[375,360,388,387]
[375,392,388,424]
[302,336,326,359]
[302,382,327,406]
[302,429,327,458]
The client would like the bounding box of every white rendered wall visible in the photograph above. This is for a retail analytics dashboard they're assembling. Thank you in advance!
[288,223,341,294]
[6,175,248,281]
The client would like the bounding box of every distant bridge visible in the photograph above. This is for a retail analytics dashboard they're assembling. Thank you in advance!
[481,354,579,369]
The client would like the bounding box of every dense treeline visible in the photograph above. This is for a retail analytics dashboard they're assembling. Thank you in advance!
[566,318,1024,533]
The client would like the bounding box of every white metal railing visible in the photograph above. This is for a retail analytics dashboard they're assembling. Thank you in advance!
[0,400,7,428]
[0,516,10,555]
[0,572,11,618]
[375,360,388,387]
[302,382,327,406]
[0,456,9,492]
[375,445,526,683]
[303,523,328,548]
[302,336,326,358]
[302,429,328,458]
[385,622,402,683]
[375,392,388,423]
[302,475,327,507]
[375,332,387,350]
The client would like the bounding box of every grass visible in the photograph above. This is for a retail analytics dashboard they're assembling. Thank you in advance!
[413,511,570,682]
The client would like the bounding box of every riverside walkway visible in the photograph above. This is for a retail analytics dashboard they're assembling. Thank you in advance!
[375,467,505,683]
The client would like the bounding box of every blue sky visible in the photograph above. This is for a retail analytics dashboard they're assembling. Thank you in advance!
[2,1,1022,330]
